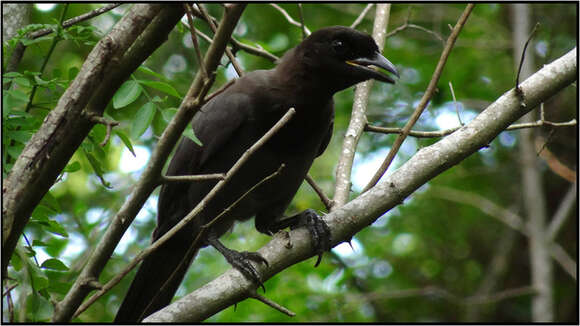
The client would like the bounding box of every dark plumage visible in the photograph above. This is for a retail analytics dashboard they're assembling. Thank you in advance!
[115,26,398,322]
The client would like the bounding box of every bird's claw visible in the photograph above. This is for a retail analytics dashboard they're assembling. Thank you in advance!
[291,209,332,267]
[225,250,269,292]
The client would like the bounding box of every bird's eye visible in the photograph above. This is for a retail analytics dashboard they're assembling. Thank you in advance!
[331,39,347,55]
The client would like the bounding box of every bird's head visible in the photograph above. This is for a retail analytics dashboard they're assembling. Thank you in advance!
[289,26,399,92]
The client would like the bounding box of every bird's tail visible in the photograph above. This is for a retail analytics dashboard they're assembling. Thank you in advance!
[115,232,200,322]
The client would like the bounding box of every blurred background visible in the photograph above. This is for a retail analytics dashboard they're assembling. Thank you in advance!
[2,3,577,322]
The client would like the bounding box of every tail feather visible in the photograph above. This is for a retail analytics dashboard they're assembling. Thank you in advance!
[115,234,200,322]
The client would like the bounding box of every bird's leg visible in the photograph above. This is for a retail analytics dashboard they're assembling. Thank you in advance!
[259,209,332,267]
[206,234,269,292]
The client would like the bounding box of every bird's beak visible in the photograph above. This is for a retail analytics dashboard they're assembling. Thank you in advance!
[346,51,399,84]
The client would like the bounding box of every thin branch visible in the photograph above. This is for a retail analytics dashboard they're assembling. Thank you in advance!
[87,115,120,147]
[270,4,311,36]
[196,4,244,77]
[160,174,225,183]
[365,118,577,138]
[184,4,208,79]
[249,290,296,317]
[449,81,464,125]
[73,108,295,318]
[305,174,334,211]
[516,22,540,91]
[363,3,475,193]
[546,183,577,241]
[296,4,307,40]
[350,4,374,29]
[385,9,445,45]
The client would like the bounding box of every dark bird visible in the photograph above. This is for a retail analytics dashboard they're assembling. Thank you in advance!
[115,26,398,322]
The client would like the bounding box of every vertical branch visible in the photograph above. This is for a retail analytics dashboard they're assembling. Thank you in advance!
[362,3,475,192]
[510,4,553,322]
[333,4,392,208]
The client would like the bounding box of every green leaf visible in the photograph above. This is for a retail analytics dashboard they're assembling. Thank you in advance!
[6,89,30,103]
[32,240,49,247]
[137,66,168,81]
[183,127,203,146]
[131,102,156,139]
[63,161,81,173]
[138,80,182,99]
[83,149,111,188]
[113,80,142,109]
[41,191,61,213]
[7,130,33,144]
[40,258,69,271]
[161,107,178,122]
[13,77,31,87]
[21,35,54,46]
[11,251,23,271]
[44,219,69,238]
[68,67,79,80]
[115,130,136,157]
[3,72,23,78]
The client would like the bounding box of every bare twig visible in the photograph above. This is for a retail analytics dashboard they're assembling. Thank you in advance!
[516,22,541,92]
[449,81,463,125]
[184,4,208,79]
[350,4,374,29]
[363,4,474,192]
[196,4,244,77]
[385,8,445,45]
[87,115,120,147]
[296,4,307,40]
[249,290,296,317]
[161,174,225,183]
[547,183,577,241]
[365,118,577,138]
[270,4,311,36]
[305,174,334,211]
[73,108,295,318]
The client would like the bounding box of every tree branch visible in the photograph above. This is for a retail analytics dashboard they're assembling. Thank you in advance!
[145,45,577,323]
[270,4,311,36]
[333,3,392,208]
[363,3,475,192]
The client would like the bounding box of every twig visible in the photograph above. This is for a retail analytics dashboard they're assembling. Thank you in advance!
[161,174,225,183]
[350,4,374,29]
[449,81,463,125]
[516,22,540,93]
[87,115,120,147]
[196,4,244,77]
[362,4,474,193]
[305,174,333,210]
[296,4,307,40]
[365,118,577,138]
[534,136,577,182]
[73,108,295,318]
[181,16,279,63]
[184,4,208,79]
[249,290,296,317]
[385,8,445,46]
[2,283,18,297]
[270,4,311,36]
[547,183,577,241]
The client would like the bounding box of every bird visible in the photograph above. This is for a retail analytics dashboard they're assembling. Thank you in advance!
[115,25,398,322]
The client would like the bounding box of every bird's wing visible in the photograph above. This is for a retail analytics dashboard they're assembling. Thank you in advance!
[157,91,251,232]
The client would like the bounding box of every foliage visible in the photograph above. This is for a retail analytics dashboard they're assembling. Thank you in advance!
[2,3,577,323]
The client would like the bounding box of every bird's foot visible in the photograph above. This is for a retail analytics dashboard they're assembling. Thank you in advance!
[291,209,332,267]
[223,248,269,292]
